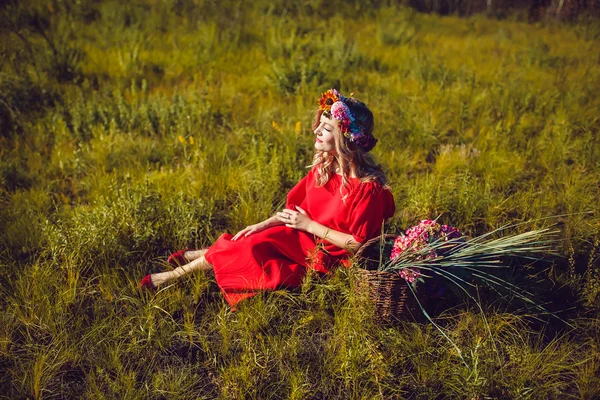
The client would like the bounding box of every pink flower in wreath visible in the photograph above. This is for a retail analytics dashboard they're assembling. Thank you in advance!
[331,102,349,120]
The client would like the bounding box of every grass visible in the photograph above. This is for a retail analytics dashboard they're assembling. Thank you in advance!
[1,0,599,398]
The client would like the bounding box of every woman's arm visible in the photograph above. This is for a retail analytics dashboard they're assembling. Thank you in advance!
[276,206,362,253]
[231,215,284,241]
[306,220,362,253]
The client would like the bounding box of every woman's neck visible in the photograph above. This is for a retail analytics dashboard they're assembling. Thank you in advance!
[333,160,357,178]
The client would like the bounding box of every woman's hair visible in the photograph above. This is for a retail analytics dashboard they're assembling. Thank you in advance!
[310,97,389,189]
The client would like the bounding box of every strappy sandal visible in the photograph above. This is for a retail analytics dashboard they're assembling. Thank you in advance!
[167,248,191,267]
[139,274,156,290]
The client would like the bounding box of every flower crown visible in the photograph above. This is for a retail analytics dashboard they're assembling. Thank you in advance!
[318,88,377,152]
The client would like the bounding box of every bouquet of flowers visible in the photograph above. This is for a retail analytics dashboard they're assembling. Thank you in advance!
[354,217,571,366]
[355,218,566,327]
[387,219,464,288]
[364,218,559,290]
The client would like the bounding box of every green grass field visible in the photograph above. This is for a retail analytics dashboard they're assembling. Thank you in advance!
[1,1,599,398]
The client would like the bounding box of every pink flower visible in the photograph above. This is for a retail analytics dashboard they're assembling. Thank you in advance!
[331,102,350,121]
[399,268,421,283]
[390,221,462,264]
[441,224,461,240]
[425,251,438,259]
[390,236,405,259]
[390,233,422,260]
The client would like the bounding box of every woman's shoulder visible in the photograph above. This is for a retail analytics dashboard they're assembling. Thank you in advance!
[346,178,395,218]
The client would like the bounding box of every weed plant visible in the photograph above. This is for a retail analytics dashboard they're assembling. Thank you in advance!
[1,1,599,398]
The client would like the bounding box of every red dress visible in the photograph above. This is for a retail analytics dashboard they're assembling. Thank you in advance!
[204,168,396,308]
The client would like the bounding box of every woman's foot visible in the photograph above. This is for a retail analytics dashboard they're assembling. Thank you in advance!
[168,248,208,266]
[145,271,175,287]
[139,274,156,290]
[139,271,176,289]
[140,256,213,291]
[167,249,190,267]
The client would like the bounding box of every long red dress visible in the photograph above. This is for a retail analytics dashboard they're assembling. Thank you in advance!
[204,168,396,308]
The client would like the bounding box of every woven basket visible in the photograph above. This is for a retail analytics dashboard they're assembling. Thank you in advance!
[353,234,425,324]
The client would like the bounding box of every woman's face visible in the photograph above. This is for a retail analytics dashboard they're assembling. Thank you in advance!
[313,113,338,153]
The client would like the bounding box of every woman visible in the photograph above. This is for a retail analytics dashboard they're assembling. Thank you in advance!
[140,89,396,310]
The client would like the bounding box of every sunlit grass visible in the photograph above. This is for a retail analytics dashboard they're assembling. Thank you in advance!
[1,0,599,398]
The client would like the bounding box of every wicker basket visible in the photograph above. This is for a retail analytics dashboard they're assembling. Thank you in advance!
[353,234,425,324]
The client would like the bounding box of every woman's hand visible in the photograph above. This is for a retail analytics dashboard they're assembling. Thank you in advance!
[277,205,361,252]
[232,220,270,241]
[276,206,313,232]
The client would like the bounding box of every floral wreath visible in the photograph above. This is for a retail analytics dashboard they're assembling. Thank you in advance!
[318,89,377,152]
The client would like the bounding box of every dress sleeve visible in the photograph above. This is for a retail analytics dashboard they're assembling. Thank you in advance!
[286,168,313,209]
[348,183,396,244]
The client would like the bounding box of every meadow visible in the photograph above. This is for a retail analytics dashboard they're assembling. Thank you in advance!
[1,1,599,398]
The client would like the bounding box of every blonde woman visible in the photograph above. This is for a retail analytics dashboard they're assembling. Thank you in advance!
[140,89,395,311]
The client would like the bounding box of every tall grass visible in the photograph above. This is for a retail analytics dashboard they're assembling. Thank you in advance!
[1,0,599,398]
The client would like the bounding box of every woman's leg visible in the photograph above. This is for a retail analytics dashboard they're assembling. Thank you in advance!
[151,255,213,287]
[183,249,208,261]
